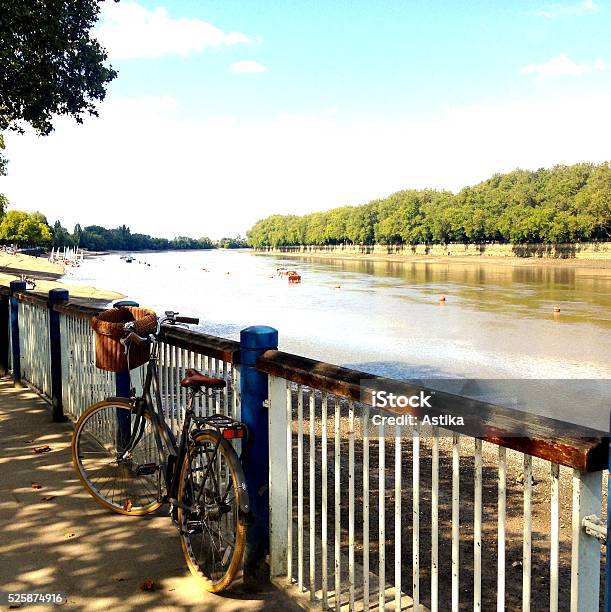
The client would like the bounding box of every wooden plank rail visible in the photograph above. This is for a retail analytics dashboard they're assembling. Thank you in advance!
[256,349,609,472]
[53,301,104,319]
[14,291,50,307]
[158,325,240,364]
[50,301,240,363]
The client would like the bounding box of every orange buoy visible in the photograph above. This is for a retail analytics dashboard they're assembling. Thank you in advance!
[439,295,446,302]
[553,305,561,313]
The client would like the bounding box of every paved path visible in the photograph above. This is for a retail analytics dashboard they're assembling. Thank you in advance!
[0,378,299,611]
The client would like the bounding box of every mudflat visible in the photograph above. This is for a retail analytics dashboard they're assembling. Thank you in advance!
[0,252,123,304]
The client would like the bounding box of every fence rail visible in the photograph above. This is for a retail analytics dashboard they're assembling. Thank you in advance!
[1,283,608,612]
[258,351,609,611]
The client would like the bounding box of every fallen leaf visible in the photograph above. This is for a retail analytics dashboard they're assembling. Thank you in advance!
[8,604,22,609]
[41,495,56,501]
[115,577,126,582]
[25,439,35,444]
[32,445,51,454]
[140,579,155,592]
[122,499,133,512]
[31,482,43,490]
[64,532,76,538]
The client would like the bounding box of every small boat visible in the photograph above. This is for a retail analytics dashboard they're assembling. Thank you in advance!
[288,272,301,284]
[125,256,134,263]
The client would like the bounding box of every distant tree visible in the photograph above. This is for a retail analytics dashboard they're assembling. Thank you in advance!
[0,210,51,245]
[246,162,611,246]
[52,220,73,248]
[574,162,611,239]
[73,223,83,246]
[217,237,249,248]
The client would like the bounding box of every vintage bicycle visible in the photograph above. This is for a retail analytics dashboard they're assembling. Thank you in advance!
[71,311,251,592]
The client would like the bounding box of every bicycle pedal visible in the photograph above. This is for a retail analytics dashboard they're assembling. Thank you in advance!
[135,463,159,476]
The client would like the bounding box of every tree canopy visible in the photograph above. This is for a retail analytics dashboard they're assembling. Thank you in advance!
[0,210,52,244]
[0,0,116,136]
[49,222,215,252]
[247,163,611,247]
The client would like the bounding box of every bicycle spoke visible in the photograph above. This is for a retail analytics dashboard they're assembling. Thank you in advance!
[74,404,163,514]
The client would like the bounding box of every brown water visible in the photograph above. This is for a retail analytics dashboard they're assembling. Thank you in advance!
[67,251,611,428]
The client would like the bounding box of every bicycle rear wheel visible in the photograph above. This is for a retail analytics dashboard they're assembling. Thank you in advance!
[72,400,163,515]
[177,431,246,593]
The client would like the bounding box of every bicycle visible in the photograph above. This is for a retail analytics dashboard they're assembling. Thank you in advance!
[71,311,251,593]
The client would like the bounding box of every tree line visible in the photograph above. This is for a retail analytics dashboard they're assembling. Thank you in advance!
[247,163,611,247]
[0,205,246,251]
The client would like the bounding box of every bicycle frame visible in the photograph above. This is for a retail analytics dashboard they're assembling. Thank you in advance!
[112,326,250,518]
[118,337,193,500]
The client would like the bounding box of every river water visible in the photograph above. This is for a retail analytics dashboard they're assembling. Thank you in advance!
[64,249,611,429]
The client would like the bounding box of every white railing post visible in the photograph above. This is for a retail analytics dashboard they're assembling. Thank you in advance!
[571,469,602,612]
[268,374,289,578]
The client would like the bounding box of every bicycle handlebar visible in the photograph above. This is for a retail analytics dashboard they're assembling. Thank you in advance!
[122,312,199,346]
[175,316,199,324]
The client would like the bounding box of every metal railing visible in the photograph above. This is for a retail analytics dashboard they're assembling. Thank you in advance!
[58,305,116,421]
[258,351,609,612]
[50,301,241,426]
[1,282,608,612]
[17,297,52,398]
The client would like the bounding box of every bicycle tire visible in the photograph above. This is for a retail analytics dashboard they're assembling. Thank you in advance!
[72,400,163,516]
[177,431,246,593]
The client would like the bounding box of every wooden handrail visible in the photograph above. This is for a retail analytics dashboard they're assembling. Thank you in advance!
[159,325,240,364]
[256,349,609,472]
[14,291,49,307]
[53,301,104,319]
[51,301,240,363]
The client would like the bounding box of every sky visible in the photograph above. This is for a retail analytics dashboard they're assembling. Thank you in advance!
[1,0,611,239]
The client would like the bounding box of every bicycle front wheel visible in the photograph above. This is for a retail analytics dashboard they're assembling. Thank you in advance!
[177,431,246,593]
[72,400,163,515]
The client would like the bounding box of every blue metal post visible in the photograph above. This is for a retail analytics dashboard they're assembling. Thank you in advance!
[606,411,611,612]
[114,300,139,449]
[240,325,278,581]
[0,289,9,377]
[48,289,69,421]
[9,280,26,387]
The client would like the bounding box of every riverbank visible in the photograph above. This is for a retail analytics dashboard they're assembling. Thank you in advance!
[255,241,611,264]
[0,252,124,304]
[255,249,611,270]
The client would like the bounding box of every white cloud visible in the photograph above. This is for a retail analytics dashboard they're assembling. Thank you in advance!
[521,53,605,77]
[535,0,601,17]
[97,1,250,59]
[2,94,611,239]
[230,60,268,73]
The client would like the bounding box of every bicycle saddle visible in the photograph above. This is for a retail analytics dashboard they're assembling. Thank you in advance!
[180,368,226,389]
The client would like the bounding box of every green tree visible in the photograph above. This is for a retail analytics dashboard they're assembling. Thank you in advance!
[52,220,73,247]
[0,0,116,137]
[0,210,51,245]
[73,223,83,246]
[245,162,611,246]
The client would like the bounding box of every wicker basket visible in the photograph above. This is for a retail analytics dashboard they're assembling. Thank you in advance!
[91,306,157,372]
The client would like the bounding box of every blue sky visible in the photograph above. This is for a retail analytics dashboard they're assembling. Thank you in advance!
[1,0,610,238]
[109,0,611,119]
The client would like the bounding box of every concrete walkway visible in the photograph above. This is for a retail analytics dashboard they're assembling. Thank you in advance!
[0,378,299,611]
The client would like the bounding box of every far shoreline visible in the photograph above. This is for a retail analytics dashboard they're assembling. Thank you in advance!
[253,249,611,270]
